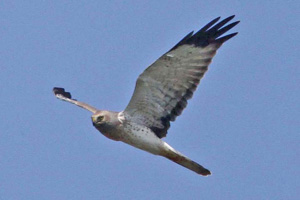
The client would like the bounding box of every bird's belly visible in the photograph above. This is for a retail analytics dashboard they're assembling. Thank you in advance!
[121,123,165,155]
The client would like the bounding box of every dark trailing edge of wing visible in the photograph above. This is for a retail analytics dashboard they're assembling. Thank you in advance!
[169,15,239,52]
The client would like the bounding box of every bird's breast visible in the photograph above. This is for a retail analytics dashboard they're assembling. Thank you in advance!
[94,126,124,141]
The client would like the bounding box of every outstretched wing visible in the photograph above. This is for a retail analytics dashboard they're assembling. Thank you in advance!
[124,16,239,138]
[53,87,98,113]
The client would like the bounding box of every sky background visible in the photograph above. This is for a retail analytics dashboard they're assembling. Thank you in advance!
[0,1,299,199]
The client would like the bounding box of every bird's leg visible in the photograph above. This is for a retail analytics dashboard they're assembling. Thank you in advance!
[53,87,98,113]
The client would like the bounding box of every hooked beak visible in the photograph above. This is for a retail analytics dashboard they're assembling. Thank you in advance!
[91,116,97,124]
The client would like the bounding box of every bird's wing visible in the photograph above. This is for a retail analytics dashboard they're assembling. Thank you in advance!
[124,16,239,138]
[53,87,98,113]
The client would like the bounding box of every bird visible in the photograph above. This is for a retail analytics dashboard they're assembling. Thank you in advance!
[53,15,239,176]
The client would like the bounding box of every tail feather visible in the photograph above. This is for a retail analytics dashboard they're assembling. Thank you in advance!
[162,143,211,176]
[167,154,211,176]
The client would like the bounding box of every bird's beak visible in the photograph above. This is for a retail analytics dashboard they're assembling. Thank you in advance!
[91,116,97,124]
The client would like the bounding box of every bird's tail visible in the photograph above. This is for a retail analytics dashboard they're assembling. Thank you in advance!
[162,143,211,176]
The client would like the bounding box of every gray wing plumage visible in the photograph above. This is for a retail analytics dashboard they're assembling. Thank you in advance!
[124,16,239,138]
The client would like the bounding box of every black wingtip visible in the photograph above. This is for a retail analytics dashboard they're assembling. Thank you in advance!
[214,21,240,39]
[198,16,221,32]
[227,15,235,21]
[53,87,72,99]
[207,15,237,34]
[223,15,236,24]
[169,15,239,50]
[234,20,240,26]
[215,32,238,43]
[168,31,195,52]
[201,169,212,176]
[215,16,222,22]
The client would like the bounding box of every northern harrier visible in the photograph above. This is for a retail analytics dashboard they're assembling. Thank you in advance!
[53,16,239,176]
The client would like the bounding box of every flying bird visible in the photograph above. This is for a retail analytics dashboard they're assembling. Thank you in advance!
[53,16,239,176]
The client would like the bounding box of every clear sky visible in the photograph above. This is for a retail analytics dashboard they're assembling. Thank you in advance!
[0,1,299,199]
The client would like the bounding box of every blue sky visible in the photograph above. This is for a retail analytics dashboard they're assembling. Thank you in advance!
[0,1,299,199]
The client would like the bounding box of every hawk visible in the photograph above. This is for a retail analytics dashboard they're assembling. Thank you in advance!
[53,16,239,176]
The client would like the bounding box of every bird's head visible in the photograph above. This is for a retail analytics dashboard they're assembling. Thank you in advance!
[91,110,121,129]
[91,110,122,141]
[91,110,110,126]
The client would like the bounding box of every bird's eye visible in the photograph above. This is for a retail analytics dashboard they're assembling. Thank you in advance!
[97,116,104,122]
